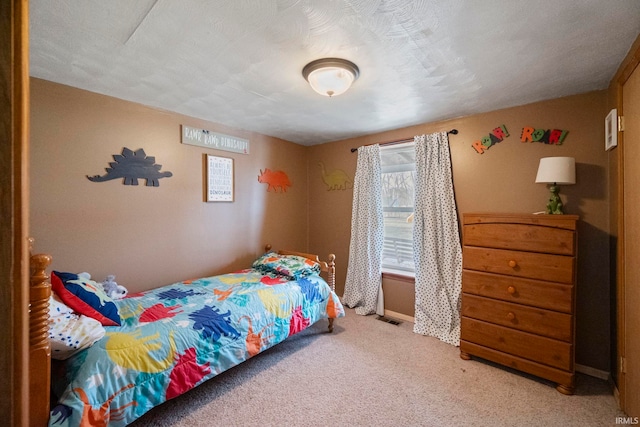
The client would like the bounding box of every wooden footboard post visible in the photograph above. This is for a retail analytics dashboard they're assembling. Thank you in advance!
[29,250,52,427]
[327,254,336,333]
[327,253,336,292]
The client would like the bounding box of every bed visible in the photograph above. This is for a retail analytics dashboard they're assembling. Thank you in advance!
[28,245,344,427]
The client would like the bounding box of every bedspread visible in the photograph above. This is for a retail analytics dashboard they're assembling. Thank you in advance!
[48,268,344,426]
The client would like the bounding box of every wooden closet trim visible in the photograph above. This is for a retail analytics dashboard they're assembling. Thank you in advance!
[0,1,30,425]
[612,33,640,412]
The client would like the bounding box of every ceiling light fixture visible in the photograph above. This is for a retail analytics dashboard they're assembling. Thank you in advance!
[302,58,360,97]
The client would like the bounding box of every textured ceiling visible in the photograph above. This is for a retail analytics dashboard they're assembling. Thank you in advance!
[29,0,640,146]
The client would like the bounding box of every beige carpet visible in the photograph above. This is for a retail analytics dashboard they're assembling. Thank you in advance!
[132,308,623,427]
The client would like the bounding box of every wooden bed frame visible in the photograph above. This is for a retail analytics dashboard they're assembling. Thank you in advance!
[265,245,337,332]
[27,244,336,427]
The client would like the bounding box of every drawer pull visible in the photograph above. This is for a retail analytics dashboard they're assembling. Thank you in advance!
[507,312,516,321]
[508,260,517,268]
[507,286,516,295]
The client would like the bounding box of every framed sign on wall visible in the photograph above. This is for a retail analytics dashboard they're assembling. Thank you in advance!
[605,108,618,151]
[205,154,234,202]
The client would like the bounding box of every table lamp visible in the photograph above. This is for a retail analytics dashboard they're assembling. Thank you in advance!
[535,157,576,214]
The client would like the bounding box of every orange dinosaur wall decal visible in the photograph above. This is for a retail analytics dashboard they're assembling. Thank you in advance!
[257,168,291,192]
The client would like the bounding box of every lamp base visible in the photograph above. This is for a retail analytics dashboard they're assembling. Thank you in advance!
[545,184,564,215]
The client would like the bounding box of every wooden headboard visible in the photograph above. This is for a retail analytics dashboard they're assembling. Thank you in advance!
[264,245,337,333]
[264,244,336,292]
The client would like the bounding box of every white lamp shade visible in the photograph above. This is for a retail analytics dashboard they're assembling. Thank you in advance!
[535,157,576,184]
[302,58,360,97]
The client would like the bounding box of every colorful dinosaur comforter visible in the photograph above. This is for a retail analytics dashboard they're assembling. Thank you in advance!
[48,268,345,426]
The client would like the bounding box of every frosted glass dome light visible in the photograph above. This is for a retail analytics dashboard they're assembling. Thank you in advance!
[302,58,360,97]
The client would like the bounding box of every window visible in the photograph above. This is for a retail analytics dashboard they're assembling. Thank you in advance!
[380,142,415,274]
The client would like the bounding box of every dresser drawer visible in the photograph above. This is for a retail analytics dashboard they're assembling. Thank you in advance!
[464,223,575,255]
[461,317,572,371]
[462,270,573,313]
[461,294,572,341]
[463,246,574,284]
[460,341,575,390]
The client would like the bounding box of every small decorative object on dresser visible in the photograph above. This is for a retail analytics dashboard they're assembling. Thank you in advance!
[535,157,576,215]
[459,213,578,395]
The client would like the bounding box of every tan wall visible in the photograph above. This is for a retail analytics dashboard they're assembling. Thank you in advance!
[30,78,612,371]
[308,90,611,371]
[29,78,309,293]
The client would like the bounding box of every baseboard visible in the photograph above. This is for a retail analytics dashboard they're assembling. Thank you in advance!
[384,309,415,323]
[575,363,610,380]
[381,311,612,384]
[612,378,621,408]
[380,309,612,384]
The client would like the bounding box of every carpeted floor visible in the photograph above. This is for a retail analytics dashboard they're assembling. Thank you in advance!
[132,308,624,427]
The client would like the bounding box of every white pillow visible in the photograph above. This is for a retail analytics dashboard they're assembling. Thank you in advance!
[48,295,106,360]
[49,292,74,316]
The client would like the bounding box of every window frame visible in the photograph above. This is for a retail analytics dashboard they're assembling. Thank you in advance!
[379,142,416,276]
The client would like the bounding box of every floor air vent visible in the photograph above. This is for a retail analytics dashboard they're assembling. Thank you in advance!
[376,315,402,325]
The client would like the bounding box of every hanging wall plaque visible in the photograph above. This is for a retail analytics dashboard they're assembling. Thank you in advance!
[605,109,617,151]
[206,154,234,202]
[182,125,250,154]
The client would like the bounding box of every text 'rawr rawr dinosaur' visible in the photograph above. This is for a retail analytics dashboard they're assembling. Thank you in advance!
[87,148,173,187]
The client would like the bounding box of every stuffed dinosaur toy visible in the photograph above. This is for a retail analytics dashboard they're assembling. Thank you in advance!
[101,275,128,299]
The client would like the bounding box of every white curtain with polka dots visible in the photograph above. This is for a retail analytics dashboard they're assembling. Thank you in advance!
[412,132,463,346]
[343,144,385,316]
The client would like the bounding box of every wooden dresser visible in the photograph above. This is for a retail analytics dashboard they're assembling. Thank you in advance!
[459,213,578,394]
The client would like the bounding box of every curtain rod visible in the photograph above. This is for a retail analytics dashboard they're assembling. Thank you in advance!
[350,129,458,153]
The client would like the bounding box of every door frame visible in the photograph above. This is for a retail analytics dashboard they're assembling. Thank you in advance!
[613,34,640,412]
[0,1,30,425]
